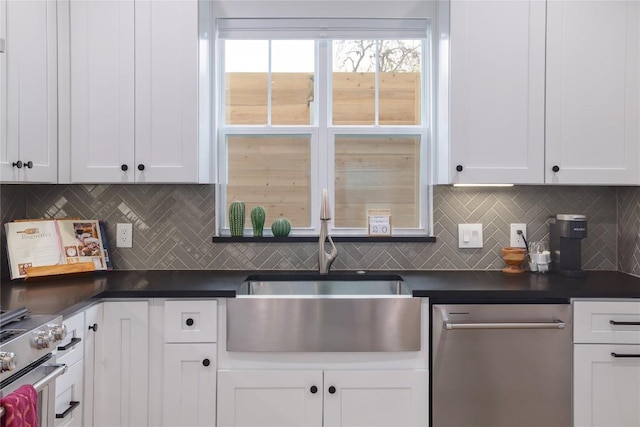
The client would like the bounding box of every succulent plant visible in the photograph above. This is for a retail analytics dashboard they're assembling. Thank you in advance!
[271,218,291,237]
[251,206,266,237]
[228,201,245,237]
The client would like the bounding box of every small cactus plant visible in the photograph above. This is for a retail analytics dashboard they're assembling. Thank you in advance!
[251,206,266,237]
[271,218,291,237]
[228,201,245,237]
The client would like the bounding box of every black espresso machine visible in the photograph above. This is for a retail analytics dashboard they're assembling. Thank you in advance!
[549,214,587,277]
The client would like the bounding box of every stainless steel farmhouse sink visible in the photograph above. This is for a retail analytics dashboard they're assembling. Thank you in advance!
[227,273,421,352]
[236,273,412,296]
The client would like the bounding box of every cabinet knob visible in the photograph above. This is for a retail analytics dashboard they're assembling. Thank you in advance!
[328,386,336,394]
[310,385,318,394]
[88,323,98,332]
[456,165,463,172]
[12,161,22,169]
[121,164,128,172]
[202,358,210,367]
[137,164,145,171]
[185,318,194,326]
[552,165,560,173]
[25,161,33,169]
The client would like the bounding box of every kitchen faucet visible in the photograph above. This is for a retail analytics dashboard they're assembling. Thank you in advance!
[319,188,338,274]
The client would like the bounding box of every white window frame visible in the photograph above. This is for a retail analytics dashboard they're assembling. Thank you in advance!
[216,18,434,237]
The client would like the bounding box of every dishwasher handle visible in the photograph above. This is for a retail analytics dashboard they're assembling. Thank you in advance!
[444,320,566,330]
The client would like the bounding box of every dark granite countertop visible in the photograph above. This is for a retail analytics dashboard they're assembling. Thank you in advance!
[1,270,639,317]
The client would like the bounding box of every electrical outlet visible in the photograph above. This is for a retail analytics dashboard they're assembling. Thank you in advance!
[116,223,133,248]
[510,223,527,248]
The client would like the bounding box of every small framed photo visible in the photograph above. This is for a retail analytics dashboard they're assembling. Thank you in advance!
[368,209,392,237]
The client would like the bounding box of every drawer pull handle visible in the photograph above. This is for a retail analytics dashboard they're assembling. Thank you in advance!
[56,401,80,419]
[611,352,640,358]
[57,337,82,351]
[610,320,640,326]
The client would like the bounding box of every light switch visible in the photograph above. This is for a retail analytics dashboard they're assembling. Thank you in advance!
[458,223,483,248]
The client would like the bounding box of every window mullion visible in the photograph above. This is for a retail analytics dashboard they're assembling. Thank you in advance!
[375,39,379,126]
[267,41,272,125]
[315,39,330,232]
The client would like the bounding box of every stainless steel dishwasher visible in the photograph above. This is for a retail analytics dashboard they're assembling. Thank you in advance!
[432,303,572,427]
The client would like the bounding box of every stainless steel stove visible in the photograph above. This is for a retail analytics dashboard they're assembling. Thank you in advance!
[0,307,69,426]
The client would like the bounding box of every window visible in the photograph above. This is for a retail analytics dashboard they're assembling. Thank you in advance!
[217,19,432,236]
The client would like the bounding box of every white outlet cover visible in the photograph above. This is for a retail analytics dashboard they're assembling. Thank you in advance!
[116,223,133,248]
[510,223,527,248]
[458,223,483,248]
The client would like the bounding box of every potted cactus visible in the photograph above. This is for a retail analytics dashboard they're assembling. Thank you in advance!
[271,218,291,237]
[228,201,245,237]
[251,206,266,237]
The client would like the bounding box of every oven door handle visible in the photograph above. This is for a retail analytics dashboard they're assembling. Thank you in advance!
[33,364,67,392]
[0,364,67,419]
[444,320,566,330]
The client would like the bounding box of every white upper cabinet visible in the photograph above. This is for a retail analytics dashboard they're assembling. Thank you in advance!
[135,0,199,183]
[449,0,546,184]
[64,0,203,183]
[67,0,135,183]
[0,0,57,183]
[546,0,639,184]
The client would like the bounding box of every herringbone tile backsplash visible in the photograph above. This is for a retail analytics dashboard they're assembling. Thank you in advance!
[0,183,629,275]
[618,187,640,276]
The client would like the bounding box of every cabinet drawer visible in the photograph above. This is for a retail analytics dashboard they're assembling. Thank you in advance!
[574,301,640,344]
[164,300,217,343]
[57,312,85,366]
[55,360,83,427]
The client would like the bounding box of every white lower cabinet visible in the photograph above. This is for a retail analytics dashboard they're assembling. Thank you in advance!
[82,303,101,427]
[574,344,640,427]
[324,370,428,427]
[54,360,83,427]
[55,311,86,427]
[93,301,149,427]
[163,343,217,427]
[573,300,640,427]
[217,370,323,427]
[217,369,428,427]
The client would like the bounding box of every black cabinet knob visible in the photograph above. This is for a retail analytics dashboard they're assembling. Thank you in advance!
[310,386,318,394]
[88,323,98,331]
[185,318,194,326]
[25,161,33,169]
[328,386,336,394]
[202,358,210,367]
[552,165,560,173]
[137,164,145,171]
[456,165,463,172]
[12,161,22,169]
[121,164,128,172]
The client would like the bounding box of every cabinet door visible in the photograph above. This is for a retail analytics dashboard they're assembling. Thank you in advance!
[55,360,83,427]
[546,0,640,184]
[217,370,323,427]
[1,0,57,183]
[134,0,198,183]
[163,343,216,427]
[69,0,135,183]
[449,0,545,184]
[93,301,149,427]
[83,303,101,427]
[324,370,428,427]
[574,344,640,427]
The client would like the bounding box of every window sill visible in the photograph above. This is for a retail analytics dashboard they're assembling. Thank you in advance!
[212,236,436,243]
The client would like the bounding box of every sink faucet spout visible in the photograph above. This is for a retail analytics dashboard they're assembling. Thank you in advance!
[319,189,338,274]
